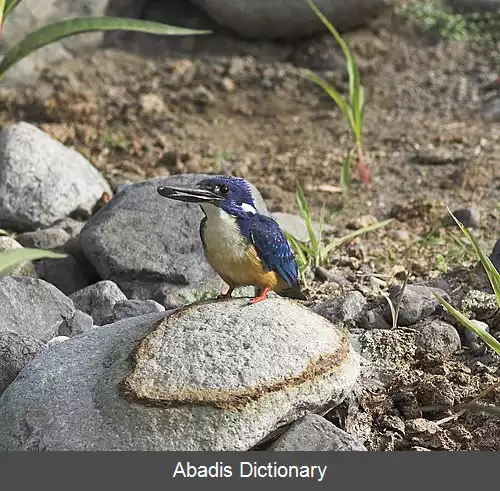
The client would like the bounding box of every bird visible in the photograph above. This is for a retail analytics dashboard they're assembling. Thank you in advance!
[157,176,306,304]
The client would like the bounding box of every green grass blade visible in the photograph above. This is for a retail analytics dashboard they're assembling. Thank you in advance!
[322,218,394,256]
[295,184,318,249]
[340,152,351,196]
[306,0,361,107]
[3,0,21,19]
[303,69,351,118]
[447,206,500,306]
[316,204,326,267]
[284,231,309,284]
[0,17,211,80]
[457,404,500,418]
[433,291,500,355]
[285,232,309,266]
[0,248,66,275]
[295,183,310,221]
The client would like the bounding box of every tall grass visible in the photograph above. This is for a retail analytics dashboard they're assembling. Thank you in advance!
[285,184,392,284]
[304,0,369,185]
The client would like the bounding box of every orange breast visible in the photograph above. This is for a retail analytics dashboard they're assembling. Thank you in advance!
[206,242,287,291]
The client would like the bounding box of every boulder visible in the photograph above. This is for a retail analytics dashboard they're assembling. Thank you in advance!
[0,123,111,231]
[0,276,74,342]
[0,298,359,450]
[79,174,267,302]
[191,0,389,39]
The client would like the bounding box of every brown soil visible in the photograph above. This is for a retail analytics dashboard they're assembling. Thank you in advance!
[0,11,498,450]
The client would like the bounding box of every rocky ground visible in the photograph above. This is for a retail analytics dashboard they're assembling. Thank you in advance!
[0,8,499,451]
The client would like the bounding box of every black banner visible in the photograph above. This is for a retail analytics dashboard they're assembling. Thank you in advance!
[1,452,497,491]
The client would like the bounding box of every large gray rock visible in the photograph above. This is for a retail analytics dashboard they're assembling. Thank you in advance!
[191,0,388,39]
[269,413,367,451]
[0,298,359,450]
[79,174,267,302]
[0,331,45,395]
[69,281,126,326]
[0,277,75,342]
[0,123,111,231]
[0,0,146,85]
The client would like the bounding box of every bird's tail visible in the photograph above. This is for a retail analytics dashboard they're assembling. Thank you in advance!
[279,283,307,301]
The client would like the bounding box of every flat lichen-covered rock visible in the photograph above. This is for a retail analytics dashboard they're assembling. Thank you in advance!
[0,298,359,451]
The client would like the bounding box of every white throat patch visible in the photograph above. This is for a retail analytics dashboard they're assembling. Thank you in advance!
[241,202,257,215]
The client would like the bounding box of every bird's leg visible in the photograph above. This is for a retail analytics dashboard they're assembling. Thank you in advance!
[217,286,234,300]
[249,287,270,304]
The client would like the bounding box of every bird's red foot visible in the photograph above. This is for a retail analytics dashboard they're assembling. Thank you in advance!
[217,287,233,300]
[249,287,270,304]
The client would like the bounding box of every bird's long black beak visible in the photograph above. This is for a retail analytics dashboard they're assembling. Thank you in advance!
[157,185,222,203]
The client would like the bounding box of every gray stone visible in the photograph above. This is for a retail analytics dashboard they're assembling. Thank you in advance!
[191,0,388,39]
[0,277,74,342]
[46,336,70,347]
[463,319,490,357]
[314,291,368,328]
[382,285,450,327]
[443,207,480,228]
[481,95,500,122]
[0,298,359,450]
[0,123,111,231]
[414,319,461,356]
[0,236,38,277]
[16,227,71,250]
[109,299,165,323]
[271,212,332,243]
[79,174,267,302]
[34,254,90,296]
[362,308,391,330]
[70,281,126,326]
[58,310,94,338]
[0,331,45,395]
[0,0,146,85]
[269,413,366,451]
[52,218,86,238]
[62,236,100,285]
[459,289,500,328]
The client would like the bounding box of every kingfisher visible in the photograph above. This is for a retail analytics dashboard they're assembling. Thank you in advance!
[157,176,306,304]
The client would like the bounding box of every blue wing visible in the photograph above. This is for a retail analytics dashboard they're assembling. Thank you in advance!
[248,214,299,288]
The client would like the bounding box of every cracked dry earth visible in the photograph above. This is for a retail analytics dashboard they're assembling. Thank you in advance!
[0,13,498,450]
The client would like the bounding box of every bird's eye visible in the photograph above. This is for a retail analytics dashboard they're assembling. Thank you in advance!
[219,184,229,195]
